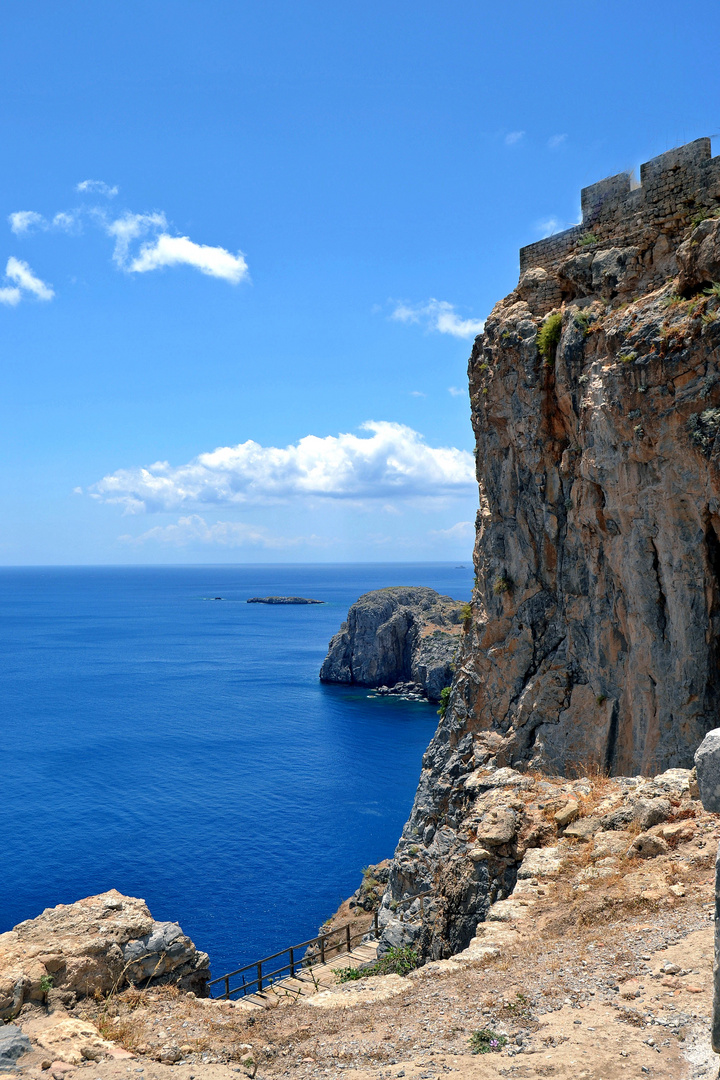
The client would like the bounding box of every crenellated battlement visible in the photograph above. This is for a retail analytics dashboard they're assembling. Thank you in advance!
[519,137,720,278]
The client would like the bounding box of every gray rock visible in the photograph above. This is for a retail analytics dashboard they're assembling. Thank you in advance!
[0,1025,31,1068]
[695,729,720,813]
[320,587,464,703]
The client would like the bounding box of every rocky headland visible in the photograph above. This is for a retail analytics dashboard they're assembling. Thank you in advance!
[319,587,465,702]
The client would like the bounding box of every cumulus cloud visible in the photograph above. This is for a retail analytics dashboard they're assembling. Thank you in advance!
[128,233,249,284]
[9,211,45,235]
[548,133,567,149]
[90,421,476,514]
[504,130,525,146]
[0,257,54,305]
[120,514,309,548]
[391,299,484,339]
[76,179,118,198]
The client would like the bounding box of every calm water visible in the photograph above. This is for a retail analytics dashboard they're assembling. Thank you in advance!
[0,563,472,977]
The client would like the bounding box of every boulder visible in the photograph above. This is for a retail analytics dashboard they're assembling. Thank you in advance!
[0,890,209,1020]
[677,218,720,292]
[694,728,720,812]
[0,1025,31,1070]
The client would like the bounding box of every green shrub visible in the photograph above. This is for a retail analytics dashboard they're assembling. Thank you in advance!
[537,312,563,363]
[371,946,420,977]
[704,282,720,298]
[333,946,420,984]
[438,685,452,719]
[578,232,599,248]
[333,965,363,983]
[493,575,511,595]
[460,601,472,629]
[469,1029,508,1054]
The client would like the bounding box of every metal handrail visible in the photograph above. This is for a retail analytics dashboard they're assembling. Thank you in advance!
[395,888,433,922]
[207,909,380,1000]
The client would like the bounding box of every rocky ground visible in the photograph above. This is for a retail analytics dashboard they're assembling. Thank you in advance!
[3,767,719,1080]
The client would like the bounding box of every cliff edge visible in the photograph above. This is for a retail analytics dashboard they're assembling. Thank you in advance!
[378,136,720,960]
[319,586,464,702]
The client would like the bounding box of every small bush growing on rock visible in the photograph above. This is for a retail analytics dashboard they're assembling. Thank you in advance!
[493,575,511,595]
[704,282,720,298]
[460,601,472,629]
[537,312,563,363]
[469,1028,508,1054]
[438,685,452,719]
[578,232,599,248]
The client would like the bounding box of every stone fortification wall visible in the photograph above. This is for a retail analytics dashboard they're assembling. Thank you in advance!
[518,138,720,311]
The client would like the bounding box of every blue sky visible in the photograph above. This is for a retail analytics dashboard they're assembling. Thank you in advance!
[1,0,718,564]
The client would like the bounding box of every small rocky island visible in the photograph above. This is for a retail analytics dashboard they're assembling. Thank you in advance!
[246,596,325,604]
[320,586,466,702]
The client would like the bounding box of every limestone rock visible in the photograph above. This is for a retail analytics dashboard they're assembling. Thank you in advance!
[677,218,720,293]
[0,1025,31,1070]
[319,587,464,702]
[554,800,580,828]
[517,846,562,879]
[34,1019,117,1065]
[694,727,720,812]
[0,890,209,1020]
[628,832,670,858]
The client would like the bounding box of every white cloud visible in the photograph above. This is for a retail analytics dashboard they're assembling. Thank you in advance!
[102,211,168,267]
[76,179,119,198]
[431,520,474,540]
[9,209,79,235]
[0,285,21,306]
[8,196,249,288]
[448,386,465,397]
[128,233,248,284]
[120,514,308,548]
[90,421,476,514]
[504,131,525,146]
[548,133,567,149]
[536,217,562,238]
[0,257,54,305]
[391,298,484,339]
[410,390,426,397]
[9,211,46,235]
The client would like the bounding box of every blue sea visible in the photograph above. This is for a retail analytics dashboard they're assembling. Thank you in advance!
[0,563,472,979]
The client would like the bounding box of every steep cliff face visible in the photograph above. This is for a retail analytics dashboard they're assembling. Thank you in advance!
[378,137,720,960]
[320,587,464,702]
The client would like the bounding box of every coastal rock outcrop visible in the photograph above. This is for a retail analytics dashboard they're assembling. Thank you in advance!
[0,889,209,1019]
[379,137,720,961]
[319,587,465,702]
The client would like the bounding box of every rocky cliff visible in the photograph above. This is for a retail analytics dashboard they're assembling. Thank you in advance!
[0,889,209,1020]
[319,587,465,702]
[378,137,720,960]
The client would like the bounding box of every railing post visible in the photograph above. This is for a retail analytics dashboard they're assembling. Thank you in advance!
[346,923,351,953]
[320,935,325,965]
[257,961,263,993]
[290,947,295,977]
[224,975,229,999]
[374,910,379,938]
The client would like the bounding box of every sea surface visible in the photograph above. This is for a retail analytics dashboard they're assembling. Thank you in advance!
[0,563,473,978]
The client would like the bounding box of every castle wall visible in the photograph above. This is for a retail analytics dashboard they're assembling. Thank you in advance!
[519,137,720,278]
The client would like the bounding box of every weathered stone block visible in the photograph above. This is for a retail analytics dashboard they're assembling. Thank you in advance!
[694,729,720,813]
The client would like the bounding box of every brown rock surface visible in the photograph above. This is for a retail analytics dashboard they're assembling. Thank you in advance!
[0,890,209,1020]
